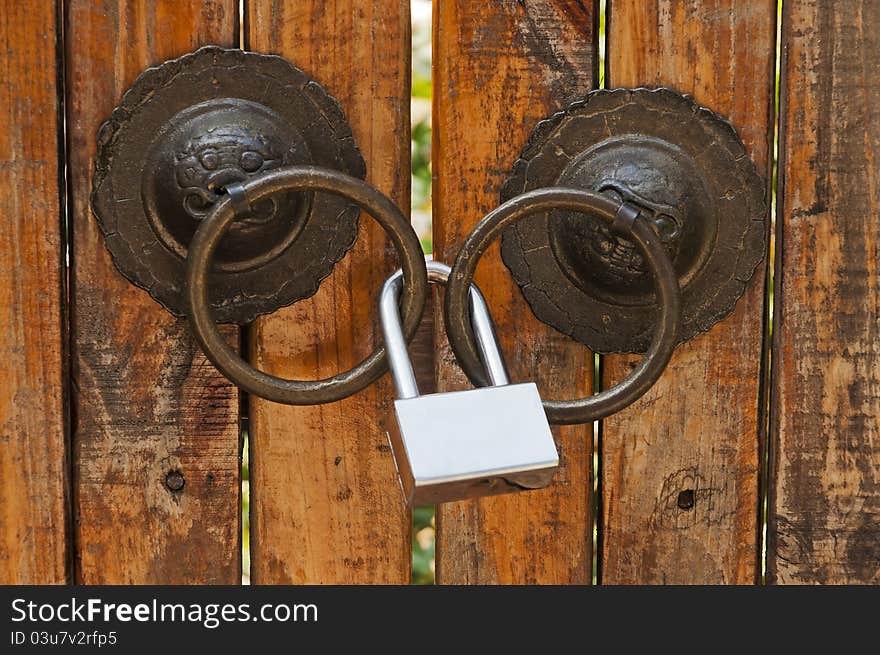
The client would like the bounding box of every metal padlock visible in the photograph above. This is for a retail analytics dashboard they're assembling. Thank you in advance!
[379,261,559,506]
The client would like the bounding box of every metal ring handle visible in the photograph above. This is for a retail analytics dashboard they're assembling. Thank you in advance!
[445,187,681,425]
[185,166,428,405]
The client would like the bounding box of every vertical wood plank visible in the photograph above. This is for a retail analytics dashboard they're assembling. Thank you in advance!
[0,0,68,584]
[769,0,880,584]
[247,0,412,584]
[601,0,775,584]
[67,1,240,584]
[434,0,597,584]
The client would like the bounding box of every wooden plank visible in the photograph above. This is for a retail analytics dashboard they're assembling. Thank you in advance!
[601,0,775,584]
[412,289,436,396]
[67,1,240,584]
[247,0,413,584]
[769,0,880,584]
[0,0,69,584]
[434,1,597,584]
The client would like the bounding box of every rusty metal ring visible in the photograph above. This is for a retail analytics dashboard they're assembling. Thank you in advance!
[445,188,681,425]
[186,166,428,404]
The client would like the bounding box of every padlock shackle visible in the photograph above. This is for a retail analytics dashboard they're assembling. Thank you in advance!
[465,282,511,392]
[379,260,509,399]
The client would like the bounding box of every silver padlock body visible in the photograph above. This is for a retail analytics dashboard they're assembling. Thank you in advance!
[387,382,559,506]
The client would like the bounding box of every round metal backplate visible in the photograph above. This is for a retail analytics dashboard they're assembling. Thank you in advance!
[91,46,366,323]
[500,88,766,353]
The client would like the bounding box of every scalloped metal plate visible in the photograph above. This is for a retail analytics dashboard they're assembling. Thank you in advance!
[91,46,366,324]
[500,88,767,354]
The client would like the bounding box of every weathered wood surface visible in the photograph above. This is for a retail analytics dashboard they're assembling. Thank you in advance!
[434,0,597,584]
[247,0,413,584]
[769,0,880,584]
[67,0,241,584]
[412,288,436,396]
[601,0,775,584]
[0,0,69,584]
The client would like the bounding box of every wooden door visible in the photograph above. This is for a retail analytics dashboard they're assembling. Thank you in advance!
[1,0,878,586]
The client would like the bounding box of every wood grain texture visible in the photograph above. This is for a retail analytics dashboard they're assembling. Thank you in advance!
[601,0,775,584]
[769,0,880,584]
[67,0,240,584]
[412,288,436,396]
[247,0,412,584]
[434,0,597,584]
[0,0,69,584]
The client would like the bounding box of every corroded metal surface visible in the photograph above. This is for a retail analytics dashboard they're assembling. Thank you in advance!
[91,46,365,323]
[500,88,766,353]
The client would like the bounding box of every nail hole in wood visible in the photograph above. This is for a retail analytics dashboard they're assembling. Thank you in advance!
[677,489,695,510]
